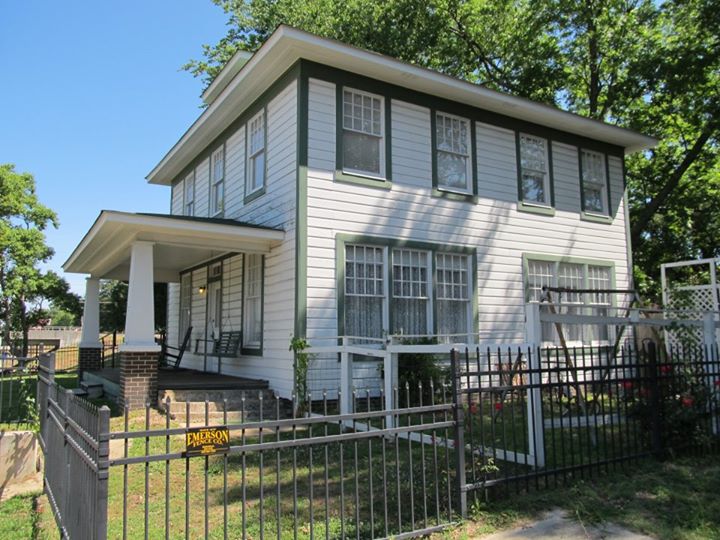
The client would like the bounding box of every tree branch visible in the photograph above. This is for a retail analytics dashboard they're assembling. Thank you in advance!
[630,122,718,248]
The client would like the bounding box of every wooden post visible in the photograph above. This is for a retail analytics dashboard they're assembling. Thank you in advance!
[94,406,111,540]
[339,337,351,417]
[524,303,546,468]
[450,349,467,518]
[702,312,719,435]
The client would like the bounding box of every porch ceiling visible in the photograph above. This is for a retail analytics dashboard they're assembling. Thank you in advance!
[63,211,284,282]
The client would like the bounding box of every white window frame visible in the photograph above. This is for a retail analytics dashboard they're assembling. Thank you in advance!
[243,254,263,351]
[183,171,195,217]
[210,146,225,216]
[179,273,192,347]
[580,149,608,215]
[435,112,472,194]
[525,257,614,346]
[519,133,552,206]
[341,87,385,179]
[435,253,472,339]
[344,244,389,341]
[391,248,433,335]
[246,110,266,197]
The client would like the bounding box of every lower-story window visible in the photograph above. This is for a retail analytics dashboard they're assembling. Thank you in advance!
[525,256,613,345]
[436,253,470,337]
[342,239,474,340]
[243,254,263,351]
[179,273,192,346]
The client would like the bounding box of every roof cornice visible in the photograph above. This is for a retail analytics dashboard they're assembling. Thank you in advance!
[147,25,657,186]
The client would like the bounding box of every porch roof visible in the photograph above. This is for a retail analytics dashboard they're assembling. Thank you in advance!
[63,211,284,282]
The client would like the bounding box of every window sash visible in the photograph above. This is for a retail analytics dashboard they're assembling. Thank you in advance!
[243,254,262,349]
[247,111,266,195]
[183,172,194,216]
[179,274,192,347]
[519,134,550,205]
[345,244,385,339]
[342,88,385,178]
[435,112,472,193]
[526,258,613,345]
[581,150,608,214]
[211,147,224,214]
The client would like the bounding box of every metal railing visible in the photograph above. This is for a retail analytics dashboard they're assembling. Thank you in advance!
[37,341,720,539]
[453,343,720,503]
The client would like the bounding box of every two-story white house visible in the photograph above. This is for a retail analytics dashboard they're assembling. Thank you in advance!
[64,26,656,409]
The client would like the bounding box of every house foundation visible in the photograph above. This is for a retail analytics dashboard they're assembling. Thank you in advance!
[78,347,103,378]
[119,351,159,409]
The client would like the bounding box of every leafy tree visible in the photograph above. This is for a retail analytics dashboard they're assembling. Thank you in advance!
[0,164,80,355]
[186,0,720,302]
[99,280,168,335]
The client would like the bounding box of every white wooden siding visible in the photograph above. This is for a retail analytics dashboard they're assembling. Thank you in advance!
[165,80,297,398]
[305,79,630,390]
[195,159,210,217]
[171,183,183,215]
[166,283,180,346]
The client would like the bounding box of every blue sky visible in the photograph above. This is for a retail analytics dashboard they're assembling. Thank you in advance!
[0,1,228,294]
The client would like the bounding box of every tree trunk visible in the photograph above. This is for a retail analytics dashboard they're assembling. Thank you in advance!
[630,123,716,248]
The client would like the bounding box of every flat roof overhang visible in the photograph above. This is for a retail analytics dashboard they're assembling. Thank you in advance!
[147,26,657,186]
[63,211,285,282]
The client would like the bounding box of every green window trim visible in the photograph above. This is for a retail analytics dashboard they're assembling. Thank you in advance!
[515,131,555,211]
[335,233,478,339]
[521,252,617,305]
[335,84,393,187]
[578,148,612,218]
[431,110,478,202]
[244,107,268,206]
[210,144,226,217]
[241,253,264,357]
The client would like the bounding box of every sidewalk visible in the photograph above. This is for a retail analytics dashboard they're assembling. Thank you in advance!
[478,509,653,540]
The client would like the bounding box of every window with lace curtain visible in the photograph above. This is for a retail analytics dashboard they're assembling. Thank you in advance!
[525,256,613,345]
[342,241,474,341]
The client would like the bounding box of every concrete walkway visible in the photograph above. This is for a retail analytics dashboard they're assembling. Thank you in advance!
[479,509,653,540]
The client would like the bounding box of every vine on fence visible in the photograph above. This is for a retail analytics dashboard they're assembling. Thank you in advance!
[290,335,313,416]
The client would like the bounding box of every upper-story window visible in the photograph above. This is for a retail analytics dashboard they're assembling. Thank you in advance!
[211,146,225,215]
[580,149,608,214]
[246,110,266,198]
[342,88,385,178]
[519,134,552,206]
[435,112,472,193]
[183,171,195,217]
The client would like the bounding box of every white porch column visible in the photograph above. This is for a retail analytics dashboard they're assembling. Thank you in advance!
[122,241,160,352]
[80,277,101,348]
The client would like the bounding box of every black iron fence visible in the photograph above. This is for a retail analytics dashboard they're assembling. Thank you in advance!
[37,343,720,539]
[453,343,720,503]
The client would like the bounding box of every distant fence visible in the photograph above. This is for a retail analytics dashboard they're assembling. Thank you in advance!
[38,342,720,539]
[0,355,39,426]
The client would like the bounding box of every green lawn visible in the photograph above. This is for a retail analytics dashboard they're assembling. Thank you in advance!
[436,455,720,540]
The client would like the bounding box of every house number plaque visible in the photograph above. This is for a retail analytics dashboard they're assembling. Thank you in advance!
[185,426,230,457]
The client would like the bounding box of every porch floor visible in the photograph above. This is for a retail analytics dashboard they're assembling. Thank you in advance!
[85,367,269,391]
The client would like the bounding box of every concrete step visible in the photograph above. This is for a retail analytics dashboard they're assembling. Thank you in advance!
[158,388,293,423]
[80,382,104,399]
[71,388,89,398]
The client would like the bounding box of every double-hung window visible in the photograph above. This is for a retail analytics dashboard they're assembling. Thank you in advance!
[345,245,386,340]
[211,146,224,215]
[525,257,613,345]
[243,254,263,352]
[519,134,551,206]
[435,112,472,193]
[247,110,266,196]
[179,273,192,347]
[342,88,384,178]
[183,171,195,217]
[391,249,431,335]
[580,149,608,214]
[342,241,475,342]
[436,253,471,337]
